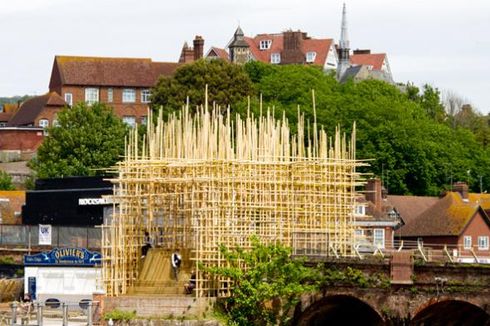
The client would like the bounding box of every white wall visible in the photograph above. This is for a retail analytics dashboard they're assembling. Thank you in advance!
[24,266,101,301]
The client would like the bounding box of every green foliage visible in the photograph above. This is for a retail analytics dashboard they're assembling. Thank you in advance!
[320,267,390,289]
[29,102,128,178]
[0,170,15,190]
[103,309,137,321]
[151,59,254,114]
[205,236,319,326]
[237,63,490,195]
[0,256,15,264]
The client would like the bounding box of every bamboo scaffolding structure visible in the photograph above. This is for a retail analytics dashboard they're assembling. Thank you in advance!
[102,96,366,297]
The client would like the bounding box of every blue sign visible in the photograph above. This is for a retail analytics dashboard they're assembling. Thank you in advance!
[24,248,101,266]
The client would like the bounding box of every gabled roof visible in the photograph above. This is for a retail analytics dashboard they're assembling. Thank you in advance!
[206,47,229,61]
[350,53,386,70]
[242,33,333,65]
[49,56,180,89]
[398,192,490,237]
[388,195,439,229]
[7,92,66,127]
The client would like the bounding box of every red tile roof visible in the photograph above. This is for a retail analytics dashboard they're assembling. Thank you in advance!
[51,56,180,88]
[243,34,333,65]
[398,192,490,237]
[0,112,12,123]
[7,92,66,127]
[350,53,386,70]
[207,47,229,61]
[388,195,439,229]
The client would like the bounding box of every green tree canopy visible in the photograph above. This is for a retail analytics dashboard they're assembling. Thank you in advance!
[206,237,319,325]
[151,59,254,114]
[238,62,490,195]
[0,170,15,190]
[30,102,128,178]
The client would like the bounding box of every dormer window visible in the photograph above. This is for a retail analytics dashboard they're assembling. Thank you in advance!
[271,53,281,64]
[259,40,272,50]
[306,51,317,63]
[354,205,366,216]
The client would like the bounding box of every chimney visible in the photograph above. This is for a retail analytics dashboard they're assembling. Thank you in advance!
[193,35,204,61]
[453,181,469,200]
[366,178,383,212]
[282,30,305,64]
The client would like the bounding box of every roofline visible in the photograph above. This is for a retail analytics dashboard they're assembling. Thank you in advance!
[55,55,154,61]
[0,127,44,131]
[459,206,490,236]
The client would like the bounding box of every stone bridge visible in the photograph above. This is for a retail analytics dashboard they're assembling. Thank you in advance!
[293,258,490,325]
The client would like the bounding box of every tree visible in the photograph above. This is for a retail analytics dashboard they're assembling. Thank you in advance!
[151,59,254,113]
[206,237,319,326]
[30,103,128,178]
[0,170,15,190]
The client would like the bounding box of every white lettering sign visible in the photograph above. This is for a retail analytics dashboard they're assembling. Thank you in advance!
[78,198,112,206]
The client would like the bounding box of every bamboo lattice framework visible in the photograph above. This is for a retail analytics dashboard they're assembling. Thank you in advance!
[102,97,367,297]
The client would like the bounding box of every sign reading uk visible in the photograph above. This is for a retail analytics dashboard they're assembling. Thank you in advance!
[24,248,101,266]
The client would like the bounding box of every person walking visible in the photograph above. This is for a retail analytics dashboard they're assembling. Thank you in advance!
[171,251,182,280]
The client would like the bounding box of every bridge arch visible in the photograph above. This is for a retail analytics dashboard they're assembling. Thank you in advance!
[293,294,384,326]
[411,299,490,325]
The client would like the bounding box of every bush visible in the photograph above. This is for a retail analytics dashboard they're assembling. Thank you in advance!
[103,309,137,321]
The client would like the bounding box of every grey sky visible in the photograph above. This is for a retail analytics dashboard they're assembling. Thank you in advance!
[1,0,489,113]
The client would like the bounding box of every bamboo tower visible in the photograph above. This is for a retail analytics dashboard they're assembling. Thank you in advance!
[102,96,366,297]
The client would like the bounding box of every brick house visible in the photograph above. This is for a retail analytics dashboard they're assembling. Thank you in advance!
[48,56,180,126]
[353,179,404,252]
[391,182,490,263]
[178,35,205,64]
[207,27,338,71]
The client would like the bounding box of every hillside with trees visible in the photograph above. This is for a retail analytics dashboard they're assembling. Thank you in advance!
[149,59,490,196]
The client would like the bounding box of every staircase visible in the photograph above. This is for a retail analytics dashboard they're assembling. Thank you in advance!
[127,248,191,296]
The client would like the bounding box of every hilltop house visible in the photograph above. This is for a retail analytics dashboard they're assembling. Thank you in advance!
[206,27,338,71]
[206,5,393,83]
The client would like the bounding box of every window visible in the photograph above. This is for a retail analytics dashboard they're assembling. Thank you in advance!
[39,119,49,128]
[122,89,136,103]
[270,53,281,64]
[64,93,73,106]
[123,116,136,128]
[259,40,272,50]
[141,89,151,103]
[85,88,99,104]
[478,236,489,250]
[107,88,113,103]
[141,116,148,125]
[354,205,365,216]
[306,51,317,63]
[373,228,385,249]
[354,229,364,237]
[464,236,472,249]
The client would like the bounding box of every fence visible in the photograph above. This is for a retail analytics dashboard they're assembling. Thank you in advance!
[0,225,101,251]
[0,301,99,326]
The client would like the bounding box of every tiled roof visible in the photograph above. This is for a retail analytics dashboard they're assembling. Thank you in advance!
[0,112,12,123]
[52,56,180,88]
[207,47,229,61]
[350,53,386,70]
[7,92,65,127]
[397,192,488,237]
[388,195,438,229]
[243,34,333,65]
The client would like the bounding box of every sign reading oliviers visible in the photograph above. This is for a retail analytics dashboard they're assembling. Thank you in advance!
[24,248,101,267]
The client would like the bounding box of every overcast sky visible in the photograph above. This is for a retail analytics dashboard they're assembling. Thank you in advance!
[1,0,489,114]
